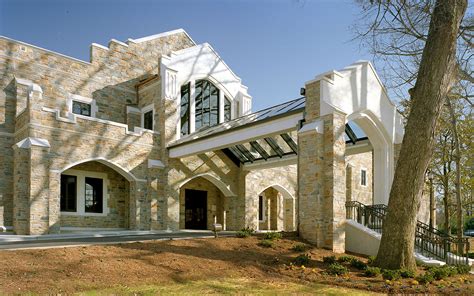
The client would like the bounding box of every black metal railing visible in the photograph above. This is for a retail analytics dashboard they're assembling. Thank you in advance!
[346,201,471,265]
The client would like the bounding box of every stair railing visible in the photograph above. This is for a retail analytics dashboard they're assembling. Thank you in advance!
[345,201,470,265]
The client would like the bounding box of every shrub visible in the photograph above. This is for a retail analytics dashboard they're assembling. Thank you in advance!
[337,255,355,263]
[291,243,308,252]
[400,268,416,278]
[431,266,449,280]
[382,269,401,281]
[322,255,337,265]
[456,264,471,274]
[367,256,376,265]
[264,232,282,240]
[258,239,274,248]
[236,231,250,238]
[328,263,349,275]
[416,272,435,284]
[364,266,381,277]
[294,253,311,266]
[350,258,368,270]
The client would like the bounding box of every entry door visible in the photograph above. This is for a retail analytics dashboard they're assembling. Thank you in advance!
[185,189,208,230]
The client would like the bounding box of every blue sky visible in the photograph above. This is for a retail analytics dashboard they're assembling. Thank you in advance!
[0,0,373,111]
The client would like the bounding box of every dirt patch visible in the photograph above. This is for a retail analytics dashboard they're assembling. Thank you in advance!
[0,235,472,294]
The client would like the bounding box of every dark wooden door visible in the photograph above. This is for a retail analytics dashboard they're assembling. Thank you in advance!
[184,189,207,230]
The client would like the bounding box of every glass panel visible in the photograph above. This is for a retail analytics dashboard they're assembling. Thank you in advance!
[195,80,203,130]
[60,175,77,212]
[195,79,220,131]
[72,101,91,117]
[84,177,103,213]
[143,110,153,130]
[180,83,190,135]
[210,84,219,126]
[258,196,263,220]
[224,97,231,122]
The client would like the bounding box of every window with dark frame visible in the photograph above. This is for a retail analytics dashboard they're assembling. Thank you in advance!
[143,110,153,130]
[224,96,231,122]
[85,177,103,213]
[361,169,367,186]
[72,101,91,117]
[60,175,77,212]
[195,80,219,131]
[258,196,264,221]
[180,82,190,136]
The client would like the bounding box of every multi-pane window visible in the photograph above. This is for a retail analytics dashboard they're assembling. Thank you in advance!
[224,97,232,122]
[181,83,190,136]
[60,175,77,212]
[195,79,219,131]
[143,110,153,130]
[361,169,367,186]
[72,101,91,116]
[85,177,103,213]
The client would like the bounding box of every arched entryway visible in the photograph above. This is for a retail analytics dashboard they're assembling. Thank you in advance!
[257,185,295,231]
[57,159,137,231]
[179,175,235,230]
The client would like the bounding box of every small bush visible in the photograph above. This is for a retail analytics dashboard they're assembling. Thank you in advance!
[322,255,337,265]
[456,264,471,274]
[364,266,381,277]
[291,243,308,252]
[367,256,376,265]
[445,265,459,276]
[294,253,311,266]
[382,269,401,281]
[350,258,368,270]
[258,239,274,248]
[431,267,449,280]
[236,231,250,238]
[337,255,355,263]
[399,268,416,278]
[416,272,435,284]
[328,263,349,275]
[264,232,282,240]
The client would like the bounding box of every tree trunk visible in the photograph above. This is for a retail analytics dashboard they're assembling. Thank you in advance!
[446,98,463,240]
[374,0,467,270]
[443,174,451,235]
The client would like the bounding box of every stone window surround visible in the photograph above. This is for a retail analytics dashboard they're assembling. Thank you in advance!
[360,168,368,187]
[67,93,98,118]
[60,169,110,217]
[177,78,234,137]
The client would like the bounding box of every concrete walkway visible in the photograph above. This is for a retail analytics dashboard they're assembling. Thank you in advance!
[0,230,236,250]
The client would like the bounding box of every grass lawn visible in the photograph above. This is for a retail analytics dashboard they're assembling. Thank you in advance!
[81,277,380,295]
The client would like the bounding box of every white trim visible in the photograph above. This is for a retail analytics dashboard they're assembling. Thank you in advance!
[177,173,236,197]
[0,131,14,137]
[169,112,303,158]
[298,119,324,135]
[126,106,141,114]
[140,104,155,130]
[148,159,165,169]
[61,169,109,217]
[360,168,368,187]
[127,28,196,45]
[243,155,297,171]
[67,93,98,118]
[14,137,50,149]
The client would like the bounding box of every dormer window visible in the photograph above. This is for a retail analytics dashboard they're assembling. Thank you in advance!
[180,79,233,136]
[72,100,91,117]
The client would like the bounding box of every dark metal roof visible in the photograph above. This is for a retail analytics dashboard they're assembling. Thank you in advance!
[169,96,305,148]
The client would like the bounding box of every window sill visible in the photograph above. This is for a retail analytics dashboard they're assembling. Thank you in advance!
[61,211,108,217]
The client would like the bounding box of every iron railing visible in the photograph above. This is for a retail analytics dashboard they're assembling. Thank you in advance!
[346,201,471,265]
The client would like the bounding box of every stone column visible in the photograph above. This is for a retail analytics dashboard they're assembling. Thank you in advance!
[129,180,147,230]
[12,138,51,235]
[48,170,61,234]
[276,192,285,231]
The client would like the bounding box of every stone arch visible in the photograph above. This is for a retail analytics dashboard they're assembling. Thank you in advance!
[347,110,393,204]
[58,157,139,182]
[177,173,236,198]
[259,184,295,200]
[257,184,296,232]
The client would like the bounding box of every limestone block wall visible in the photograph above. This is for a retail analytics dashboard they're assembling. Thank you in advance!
[0,134,14,227]
[179,177,226,230]
[346,151,373,205]
[59,162,130,229]
[258,187,286,231]
[243,165,297,231]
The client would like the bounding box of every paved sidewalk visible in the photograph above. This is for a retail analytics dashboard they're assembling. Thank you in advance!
[0,230,236,250]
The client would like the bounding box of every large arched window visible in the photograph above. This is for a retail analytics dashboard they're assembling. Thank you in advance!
[181,79,232,136]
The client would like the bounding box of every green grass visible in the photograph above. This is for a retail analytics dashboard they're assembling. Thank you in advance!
[79,277,382,295]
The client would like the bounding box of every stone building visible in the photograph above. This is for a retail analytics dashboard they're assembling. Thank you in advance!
[0,29,413,253]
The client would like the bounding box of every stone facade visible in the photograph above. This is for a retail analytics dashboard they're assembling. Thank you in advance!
[346,151,373,205]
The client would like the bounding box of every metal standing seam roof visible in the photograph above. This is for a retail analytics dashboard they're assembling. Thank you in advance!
[168,96,306,147]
